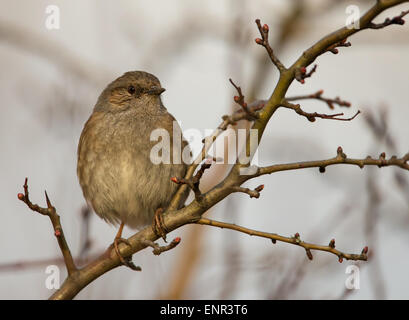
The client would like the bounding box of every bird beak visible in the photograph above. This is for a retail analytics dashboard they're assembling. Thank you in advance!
[147,86,166,95]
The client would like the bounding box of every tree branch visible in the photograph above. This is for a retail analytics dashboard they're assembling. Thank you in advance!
[17,178,77,276]
[254,147,409,177]
[197,218,368,262]
[141,237,181,256]
[171,160,212,201]
[280,100,360,122]
[255,19,286,73]
[289,0,409,72]
[286,90,351,110]
[367,9,409,29]
[167,99,265,210]
[232,184,264,199]
[229,78,260,119]
[294,64,318,84]
[325,38,351,55]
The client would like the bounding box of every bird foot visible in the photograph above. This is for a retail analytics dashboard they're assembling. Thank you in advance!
[153,208,168,242]
[113,237,141,271]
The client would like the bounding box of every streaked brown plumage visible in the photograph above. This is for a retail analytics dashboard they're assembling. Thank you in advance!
[77,71,189,231]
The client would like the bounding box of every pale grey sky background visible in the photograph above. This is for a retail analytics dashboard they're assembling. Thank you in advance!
[0,0,408,299]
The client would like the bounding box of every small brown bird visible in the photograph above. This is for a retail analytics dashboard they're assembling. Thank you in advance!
[77,71,189,267]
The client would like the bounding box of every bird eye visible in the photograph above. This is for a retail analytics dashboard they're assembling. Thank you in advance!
[127,85,136,94]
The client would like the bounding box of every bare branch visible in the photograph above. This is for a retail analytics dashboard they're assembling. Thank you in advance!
[232,184,264,199]
[325,38,351,54]
[289,1,409,73]
[280,100,360,122]
[168,99,265,210]
[287,90,351,110]
[229,78,259,119]
[255,19,286,72]
[141,237,181,256]
[197,218,368,262]
[295,64,317,84]
[254,147,409,177]
[17,178,77,276]
[368,9,409,29]
[171,160,212,201]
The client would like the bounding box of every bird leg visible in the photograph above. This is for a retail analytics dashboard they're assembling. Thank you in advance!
[113,222,141,271]
[153,208,168,242]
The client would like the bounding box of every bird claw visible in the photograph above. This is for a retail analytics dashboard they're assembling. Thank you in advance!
[153,208,168,242]
[113,237,141,271]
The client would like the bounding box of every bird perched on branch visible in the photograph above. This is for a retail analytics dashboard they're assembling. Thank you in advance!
[77,71,189,269]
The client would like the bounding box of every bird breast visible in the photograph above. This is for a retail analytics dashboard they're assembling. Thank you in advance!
[77,111,187,228]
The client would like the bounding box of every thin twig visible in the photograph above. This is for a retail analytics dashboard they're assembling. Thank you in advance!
[17,178,77,276]
[141,237,181,256]
[325,38,351,54]
[287,90,351,110]
[231,185,264,198]
[168,100,265,210]
[171,160,212,201]
[229,78,259,119]
[295,64,317,84]
[197,218,368,262]
[255,19,286,72]
[254,147,409,177]
[368,9,409,29]
[280,100,360,122]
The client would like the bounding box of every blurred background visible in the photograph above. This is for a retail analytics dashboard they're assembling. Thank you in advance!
[0,0,408,299]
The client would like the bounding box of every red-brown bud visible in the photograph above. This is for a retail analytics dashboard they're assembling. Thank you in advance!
[329,239,335,248]
[234,96,240,102]
[262,24,269,32]
[300,67,306,73]
[242,102,247,108]
[174,237,181,243]
[171,177,179,183]
[362,246,368,254]
[391,17,405,25]
[255,38,263,45]
[55,229,61,237]
[17,193,24,201]
[338,257,343,263]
